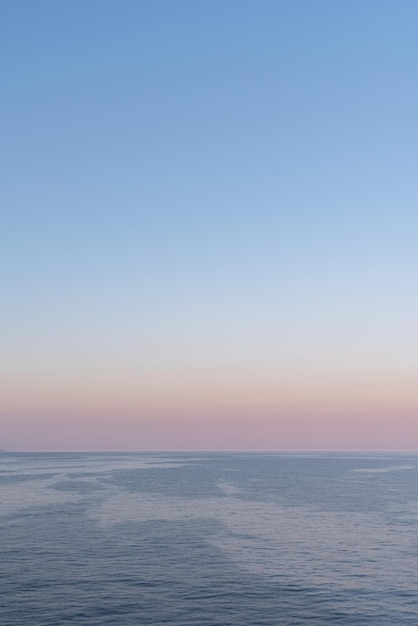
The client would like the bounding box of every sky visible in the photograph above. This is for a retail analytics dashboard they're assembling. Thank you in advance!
[2,0,418,451]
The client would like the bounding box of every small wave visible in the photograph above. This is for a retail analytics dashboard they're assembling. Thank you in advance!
[351,465,415,474]
[217,480,242,494]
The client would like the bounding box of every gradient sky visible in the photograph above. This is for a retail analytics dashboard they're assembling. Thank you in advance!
[2,1,418,450]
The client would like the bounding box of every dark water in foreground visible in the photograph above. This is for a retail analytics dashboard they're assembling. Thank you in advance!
[1,452,418,625]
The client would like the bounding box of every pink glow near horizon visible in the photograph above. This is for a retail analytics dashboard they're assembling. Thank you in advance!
[2,366,418,450]
[3,405,418,452]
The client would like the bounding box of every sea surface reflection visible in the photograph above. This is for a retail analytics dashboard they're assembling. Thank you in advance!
[1,452,418,625]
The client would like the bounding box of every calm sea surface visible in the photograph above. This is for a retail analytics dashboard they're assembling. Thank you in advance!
[1,452,418,625]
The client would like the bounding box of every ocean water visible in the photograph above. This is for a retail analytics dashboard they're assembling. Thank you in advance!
[1,452,418,625]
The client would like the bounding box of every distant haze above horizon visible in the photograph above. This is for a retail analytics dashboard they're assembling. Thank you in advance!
[2,1,418,451]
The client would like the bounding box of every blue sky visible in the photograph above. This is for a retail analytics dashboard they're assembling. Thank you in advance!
[2,1,418,449]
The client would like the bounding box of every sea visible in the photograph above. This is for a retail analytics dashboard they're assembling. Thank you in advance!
[1,452,418,625]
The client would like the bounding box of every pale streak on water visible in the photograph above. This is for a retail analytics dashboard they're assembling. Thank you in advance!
[1,452,418,625]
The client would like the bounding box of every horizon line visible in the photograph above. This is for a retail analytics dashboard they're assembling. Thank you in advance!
[3,448,418,454]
